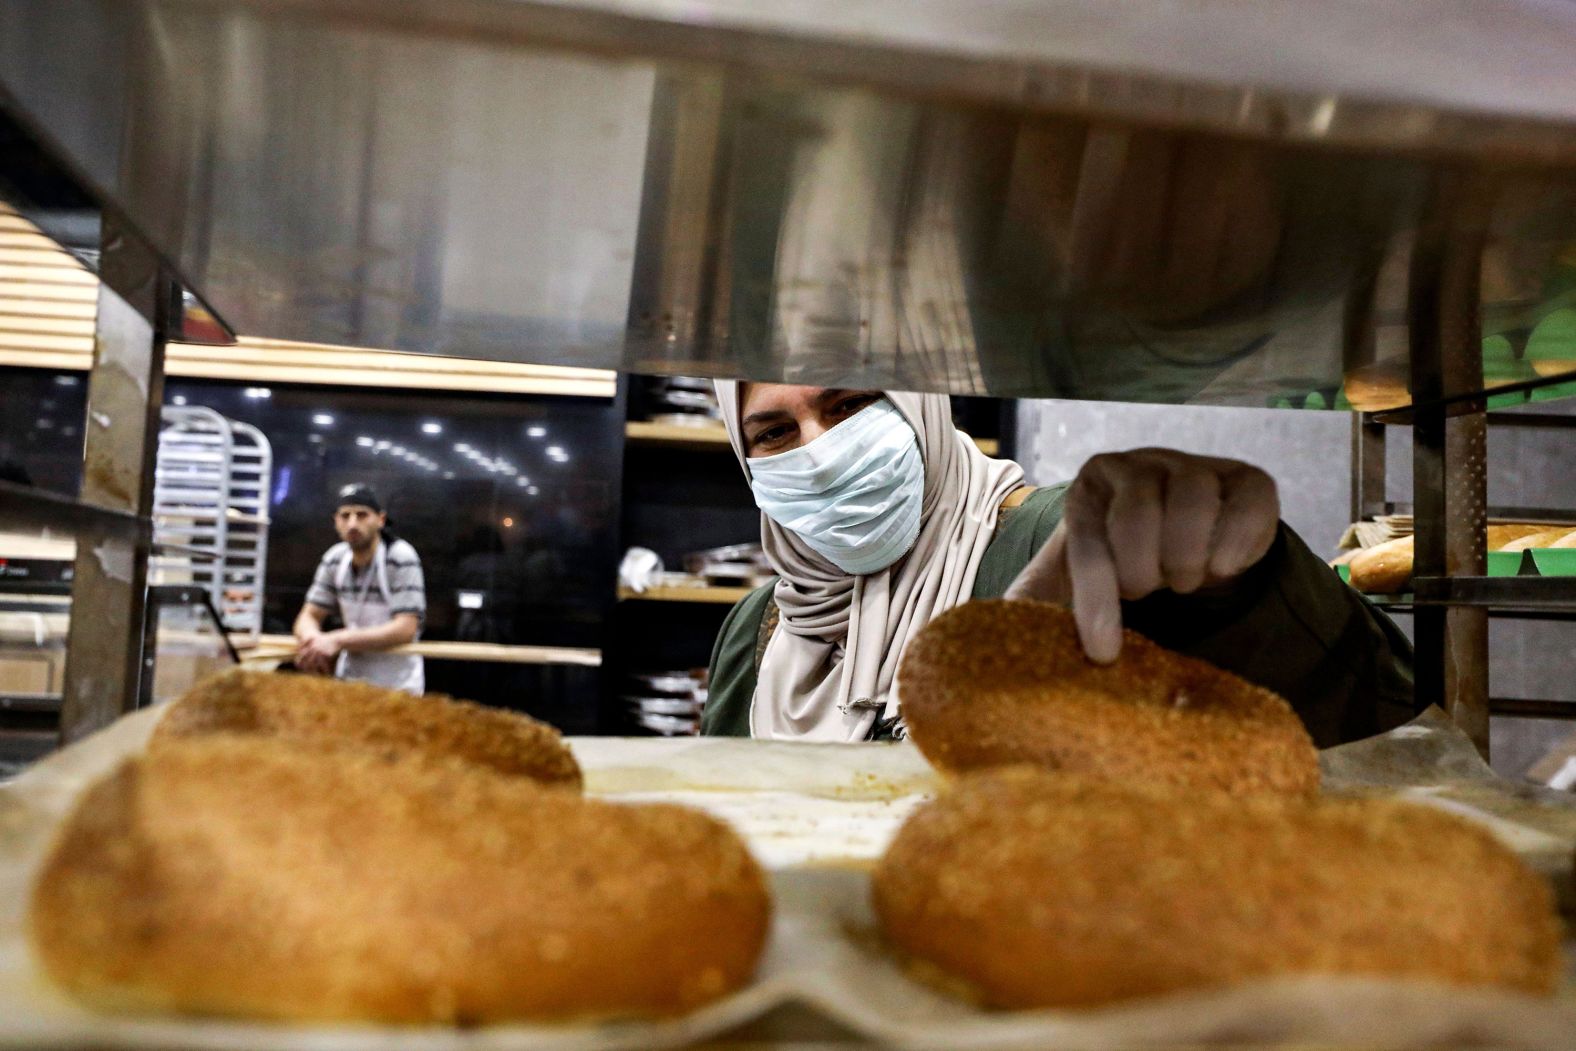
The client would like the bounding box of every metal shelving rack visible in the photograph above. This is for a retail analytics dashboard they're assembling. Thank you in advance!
[152,406,272,645]
[1353,406,1576,729]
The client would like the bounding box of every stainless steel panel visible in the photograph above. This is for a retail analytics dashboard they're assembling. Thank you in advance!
[3,0,1576,404]
[59,216,170,745]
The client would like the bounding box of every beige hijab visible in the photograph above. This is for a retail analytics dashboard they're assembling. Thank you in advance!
[716,383,1024,741]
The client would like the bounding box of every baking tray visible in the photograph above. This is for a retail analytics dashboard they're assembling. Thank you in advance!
[2,706,1574,1049]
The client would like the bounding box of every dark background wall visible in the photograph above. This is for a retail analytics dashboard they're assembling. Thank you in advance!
[0,366,624,731]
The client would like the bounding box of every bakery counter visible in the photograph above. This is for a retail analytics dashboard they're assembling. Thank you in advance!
[237,634,602,671]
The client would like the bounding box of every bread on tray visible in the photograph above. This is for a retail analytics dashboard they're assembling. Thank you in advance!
[873,769,1563,1009]
[898,600,1319,797]
[153,669,582,789]
[29,737,770,1023]
[1348,524,1576,594]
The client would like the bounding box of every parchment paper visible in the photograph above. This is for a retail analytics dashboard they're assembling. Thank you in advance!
[2,705,1573,1049]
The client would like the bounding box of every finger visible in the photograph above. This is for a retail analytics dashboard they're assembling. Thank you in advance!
[1159,461,1222,594]
[1063,475,1124,663]
[1208,466,1281,579]
[1101,460,1165,600]
[1005,521,1072,605]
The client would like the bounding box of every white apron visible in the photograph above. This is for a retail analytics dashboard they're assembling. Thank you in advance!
[333,542,424,694]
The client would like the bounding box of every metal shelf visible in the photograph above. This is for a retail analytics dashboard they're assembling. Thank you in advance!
[1410,576,1576,615]
[0,480,147,538]
[1360,502,1576,525]
[0,692,62,714]
[1489,698,1576,721]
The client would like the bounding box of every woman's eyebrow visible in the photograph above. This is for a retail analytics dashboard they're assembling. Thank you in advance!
[741,408,793,428]
[811,388,852,408]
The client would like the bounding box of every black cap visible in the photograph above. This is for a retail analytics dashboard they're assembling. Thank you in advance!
[335,483,382,513]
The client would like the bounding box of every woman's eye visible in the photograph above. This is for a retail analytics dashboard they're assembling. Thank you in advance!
[835,395,876,417]
[755,426,791,448]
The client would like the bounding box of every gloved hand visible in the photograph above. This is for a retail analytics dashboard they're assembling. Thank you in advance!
[1005,448,1280,663]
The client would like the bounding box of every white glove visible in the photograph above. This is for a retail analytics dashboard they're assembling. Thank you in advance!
[1005,448,1280,664]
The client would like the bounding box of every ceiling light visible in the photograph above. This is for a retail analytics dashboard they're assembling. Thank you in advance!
[374,440,391,450]
[526,486,540,496]
[171,394,188,406]
[355,436,375,447]
[242,387,272,400]
[312,413,334,426]
[54,375,79,387]
[443,471,455,480]
[527,425,546,438]
[546,445,566,458]
[453,442,471,453]
[390,445,406,456]
[422,422,443,435]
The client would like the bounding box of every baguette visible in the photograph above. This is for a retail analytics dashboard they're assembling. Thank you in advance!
[1348,524,1565,593]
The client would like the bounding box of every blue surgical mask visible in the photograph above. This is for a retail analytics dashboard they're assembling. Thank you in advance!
[747,399,924,575]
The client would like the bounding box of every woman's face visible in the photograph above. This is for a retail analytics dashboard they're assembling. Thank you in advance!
[738,384,883,458]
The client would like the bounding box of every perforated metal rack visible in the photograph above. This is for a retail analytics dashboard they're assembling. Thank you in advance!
[151,407,272,645]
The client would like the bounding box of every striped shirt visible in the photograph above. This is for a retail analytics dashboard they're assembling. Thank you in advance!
[306,537,426,626]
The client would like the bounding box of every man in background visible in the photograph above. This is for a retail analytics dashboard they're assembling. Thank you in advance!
[293,483,425,693]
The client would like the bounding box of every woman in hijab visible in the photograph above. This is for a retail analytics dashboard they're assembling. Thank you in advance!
[702,383,1416,747]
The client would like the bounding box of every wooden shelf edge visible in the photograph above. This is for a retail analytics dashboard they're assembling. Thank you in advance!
[624,420,731,448]
[617,584,754,604]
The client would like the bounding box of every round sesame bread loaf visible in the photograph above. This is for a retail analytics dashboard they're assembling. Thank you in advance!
[898,600,1319,797]
[29,736,769,1023]
[153,669,582,789]
[873,769,1563,1009]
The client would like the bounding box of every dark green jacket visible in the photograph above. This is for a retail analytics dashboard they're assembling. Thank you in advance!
[702,486,1417,747]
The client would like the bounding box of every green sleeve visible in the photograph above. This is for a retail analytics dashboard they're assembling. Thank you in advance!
[701,582,777,737]
[969,483,1417,747]
[1122,527,1417,747]
[973,485,1069,598]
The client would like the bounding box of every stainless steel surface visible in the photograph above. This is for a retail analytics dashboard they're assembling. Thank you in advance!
[59,215,170,746]
[5,1,1576,404]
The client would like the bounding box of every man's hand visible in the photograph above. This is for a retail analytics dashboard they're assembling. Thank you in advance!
[1005,448,1280,664]
[295,631,344,675]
